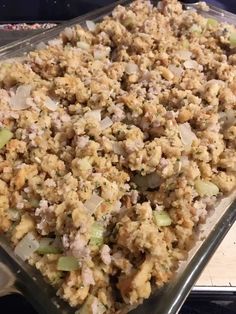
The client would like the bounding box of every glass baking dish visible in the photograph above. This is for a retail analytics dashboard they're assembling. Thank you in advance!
[0,1,236,313]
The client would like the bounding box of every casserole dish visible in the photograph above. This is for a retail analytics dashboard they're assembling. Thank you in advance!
[0,1,236,313]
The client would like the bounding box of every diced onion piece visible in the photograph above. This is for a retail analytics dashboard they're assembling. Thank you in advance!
[194,179,219,197]
[8,208,20,221]
[176,50,192,60]
[230,32,236,48]
[179,122,197,147]
[113,200,122,212]
[100,116,113,130]
[44,97,58,111]
[64,27,74,40]
[84,110,101,122]
[133,173,161,190]
[77,41,90,50]
[0,128,13,149]
[183,60,200,70]
[207,18,218,27]
[125,62,139,75]
[84,193,104,212]
[94,49,108,60]
[78,296,106,314]
[205,79,224,87]
[168,64,184,77]
[112,142,125,155]
[86,20,96,32]
[174,160,182,173]
[10,84,32,110]
[57,256,80,271]
[189,24,202,34]
[37,238,62,255]
[90,222,104,246]
[36,42,47,50]
[14,232,40,261]
[219,110,235,127]
[48,38,63,46]
[157,1,164,10]
[180,156,190,169]
[153,211,172,227]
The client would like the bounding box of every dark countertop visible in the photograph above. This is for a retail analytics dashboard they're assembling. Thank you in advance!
[1,293,236,314]
[0,0,235,21]
[0,30,42,46]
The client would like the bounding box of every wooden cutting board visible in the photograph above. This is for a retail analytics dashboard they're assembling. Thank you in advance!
[196,222,236,287]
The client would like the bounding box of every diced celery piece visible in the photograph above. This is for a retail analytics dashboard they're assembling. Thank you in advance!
[37,238,62,255]
[14,232,40,261]
[30,198,40,208]
[194,179,219,197]
[207,18,218,27]
[0,128,13,149]
[123,17,134,28]
[49,271,63,286]
[182,39,189,49]
[230,32,236,47]
[189,24,202,34]
[57,256,80,271]
[8,208,20,221]
[90,222,104,246]
[78,296,93,314]
[153,211,172,227]
[0,63,12,70]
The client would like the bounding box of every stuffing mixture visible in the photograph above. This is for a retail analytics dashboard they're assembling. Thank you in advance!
[0,0,236,313]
